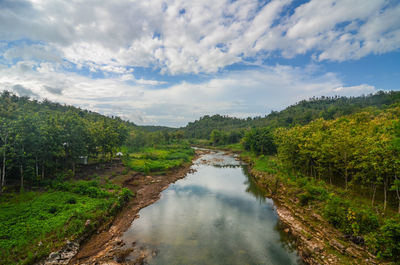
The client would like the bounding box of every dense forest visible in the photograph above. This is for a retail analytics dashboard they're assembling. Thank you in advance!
[183,91,400,139]
[0,91,131,192]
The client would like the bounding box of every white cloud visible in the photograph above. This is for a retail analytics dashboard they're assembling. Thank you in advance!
[0,0,398,74]
[0,0,394,126]
[0,61,377,127]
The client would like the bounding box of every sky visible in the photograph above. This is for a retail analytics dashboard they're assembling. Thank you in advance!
[0,0,399,127]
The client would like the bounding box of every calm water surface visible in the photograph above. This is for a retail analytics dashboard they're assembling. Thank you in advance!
[122,150,302,265]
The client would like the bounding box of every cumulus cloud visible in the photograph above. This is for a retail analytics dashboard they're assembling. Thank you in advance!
[12,84,38,97]
[0,0,394,126]
[0,62,377,127]
[43,85,63,95]
[0,0,398,74]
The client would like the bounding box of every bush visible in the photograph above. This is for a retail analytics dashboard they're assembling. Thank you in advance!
[356,208,379,235]
[66,197,77,204]
[299,192,313,206]
[297,180,328,206]
[376,218,400,260]
[48,205,58,214]
[324,194,379,237]
[120,188,133,203]
[323,195,349,230]
[67,181,109,198]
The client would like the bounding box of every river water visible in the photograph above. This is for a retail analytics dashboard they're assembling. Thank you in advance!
[122,150,302,265]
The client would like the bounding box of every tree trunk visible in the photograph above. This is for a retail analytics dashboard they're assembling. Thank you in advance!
[395,174,400,214]
[344,154,348,190]
[396,187,400,215]
[1,134,7,193]
[0,164,1,189]
[72,161,76,176]
[42,163,45,180]
[383,175,388,213]
[35,155,39,180]
[20,163,24,192]
[371,183,377,206]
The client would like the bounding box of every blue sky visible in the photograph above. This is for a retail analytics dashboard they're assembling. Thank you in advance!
[0,0,399,127]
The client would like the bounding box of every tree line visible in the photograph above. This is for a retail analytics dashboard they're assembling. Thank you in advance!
[274,108,400,213]
[182,91,400,138]
[0,91,129,192]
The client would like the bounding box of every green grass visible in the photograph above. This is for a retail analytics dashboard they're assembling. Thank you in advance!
[190,139,242,152]
[123,145,195,174]
[0,180,132,265]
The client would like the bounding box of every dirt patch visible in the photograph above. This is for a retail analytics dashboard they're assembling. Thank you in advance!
[69,151,203,265]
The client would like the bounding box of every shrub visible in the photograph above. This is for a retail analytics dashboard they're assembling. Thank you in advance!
[66,197,77,204]
[376,218,400,260]
[356,208,379,235]
[324,194,379,237]
[299,192,313,206]
[298,182,328,205]
[323,195,349,229]
[48,205,58,214]
[71,181,109,198]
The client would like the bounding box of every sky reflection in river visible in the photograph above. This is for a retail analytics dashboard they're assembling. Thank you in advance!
[122,151,301,265]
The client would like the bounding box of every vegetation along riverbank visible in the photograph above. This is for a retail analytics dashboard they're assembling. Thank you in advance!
[192,92,400,264]
[0,92,195,265]
[1,91,400,264]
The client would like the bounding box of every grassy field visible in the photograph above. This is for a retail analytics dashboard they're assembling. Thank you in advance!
[0,180,132,265]
[123,144,195,174]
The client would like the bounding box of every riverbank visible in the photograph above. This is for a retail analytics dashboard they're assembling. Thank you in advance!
[0,166,132,265]
[68,149,203,264]
[240,153,382,265]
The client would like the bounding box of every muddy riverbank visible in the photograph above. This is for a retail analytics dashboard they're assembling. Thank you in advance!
[67,150,205,265]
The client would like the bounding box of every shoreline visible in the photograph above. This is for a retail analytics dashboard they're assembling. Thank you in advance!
[245,162,380,265]
[67,150,204,265]
[41,148,378,265]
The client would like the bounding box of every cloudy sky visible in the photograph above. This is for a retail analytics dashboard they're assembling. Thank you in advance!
[0,0,399,127]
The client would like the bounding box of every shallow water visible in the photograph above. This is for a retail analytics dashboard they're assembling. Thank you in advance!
[122,150,302,265]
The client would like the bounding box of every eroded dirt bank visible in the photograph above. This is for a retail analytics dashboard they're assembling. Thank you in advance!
[66,150,205,265]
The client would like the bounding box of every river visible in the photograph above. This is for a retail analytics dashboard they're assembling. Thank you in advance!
[121,149,302,264]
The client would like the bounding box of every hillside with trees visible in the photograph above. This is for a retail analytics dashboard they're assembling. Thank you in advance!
[0,91,131,192]
[183,91,400,141]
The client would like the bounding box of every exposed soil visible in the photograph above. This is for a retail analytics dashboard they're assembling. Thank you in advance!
[68,150,206,265]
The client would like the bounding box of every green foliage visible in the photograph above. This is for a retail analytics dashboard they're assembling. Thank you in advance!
[66,197,77,204]
[184,114,250,139]
[275,108,400,212]
[124,129,187,150]
[210,129,243,146]
[124,145,194,173]
[241,127,276,155]
[323,194,379,236]
[376,218,400,260]
[0,182,131,265]
[0,91,131,192]
[298,182,328,206]
[250,154,279,175]
[182,91,400,139]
